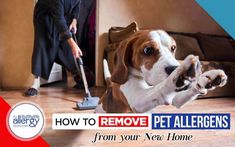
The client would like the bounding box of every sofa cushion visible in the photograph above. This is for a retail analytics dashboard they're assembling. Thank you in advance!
[171,34,205,60]
[196,33,235,61]
[230,40,235,50]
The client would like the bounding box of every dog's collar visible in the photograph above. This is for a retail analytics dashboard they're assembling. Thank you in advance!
[130,74,144,80]
[129,67,144,80]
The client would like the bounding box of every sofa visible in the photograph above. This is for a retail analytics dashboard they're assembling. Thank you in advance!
[104,22,235,98]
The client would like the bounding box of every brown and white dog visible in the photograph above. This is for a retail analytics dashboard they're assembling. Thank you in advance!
[95,30,227,113]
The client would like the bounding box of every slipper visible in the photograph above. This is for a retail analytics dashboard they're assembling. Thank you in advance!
[24,88,38,96]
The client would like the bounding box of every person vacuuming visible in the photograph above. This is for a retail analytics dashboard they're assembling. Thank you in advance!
[25,0,82,96]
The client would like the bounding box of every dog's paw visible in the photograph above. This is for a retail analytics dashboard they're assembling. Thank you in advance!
[174,55,201,91]
[195,70,227,94]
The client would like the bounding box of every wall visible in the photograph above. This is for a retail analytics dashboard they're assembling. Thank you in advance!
[0,28,3,89]
[0,0,228,88]
[0,0,35,89]
[96,0,227,86]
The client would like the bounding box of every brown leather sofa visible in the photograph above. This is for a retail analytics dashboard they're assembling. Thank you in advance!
[104,22,235,98]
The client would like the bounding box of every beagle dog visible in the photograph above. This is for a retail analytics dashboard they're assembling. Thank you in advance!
[95,30,227,113]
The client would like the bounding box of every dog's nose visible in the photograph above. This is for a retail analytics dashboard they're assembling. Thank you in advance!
[165,66,178,75]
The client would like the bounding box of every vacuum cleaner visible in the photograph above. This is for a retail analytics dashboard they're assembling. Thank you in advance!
[72,33,99,110]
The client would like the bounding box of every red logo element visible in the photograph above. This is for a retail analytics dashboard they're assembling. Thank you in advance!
[0,96,49,147]
[99,116,148,127]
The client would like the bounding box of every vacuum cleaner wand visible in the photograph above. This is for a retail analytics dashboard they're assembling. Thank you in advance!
[72,33,99,110]
[73,56,91,98]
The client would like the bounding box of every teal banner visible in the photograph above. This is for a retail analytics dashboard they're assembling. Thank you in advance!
[196,0,235,39]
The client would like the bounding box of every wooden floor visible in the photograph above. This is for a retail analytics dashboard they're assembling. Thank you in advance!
[1,87,235,147]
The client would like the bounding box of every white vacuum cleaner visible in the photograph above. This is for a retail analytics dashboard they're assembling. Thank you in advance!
[72,33,99,110]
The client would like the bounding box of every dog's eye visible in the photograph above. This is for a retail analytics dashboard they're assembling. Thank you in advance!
[171,45,176,52]
[143,47,154,55]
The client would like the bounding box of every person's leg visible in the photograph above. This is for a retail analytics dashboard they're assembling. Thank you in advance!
[25,6,58,96]
[25,76,40,96]
[56,40,81,87]
[66,70,77,88]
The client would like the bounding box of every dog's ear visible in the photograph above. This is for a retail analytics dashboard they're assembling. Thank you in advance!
[111,38,134,84]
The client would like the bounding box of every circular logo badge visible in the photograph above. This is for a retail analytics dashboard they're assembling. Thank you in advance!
[7,102,45,140]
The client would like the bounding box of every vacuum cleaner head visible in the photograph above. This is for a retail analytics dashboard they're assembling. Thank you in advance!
[76,97,100,110]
